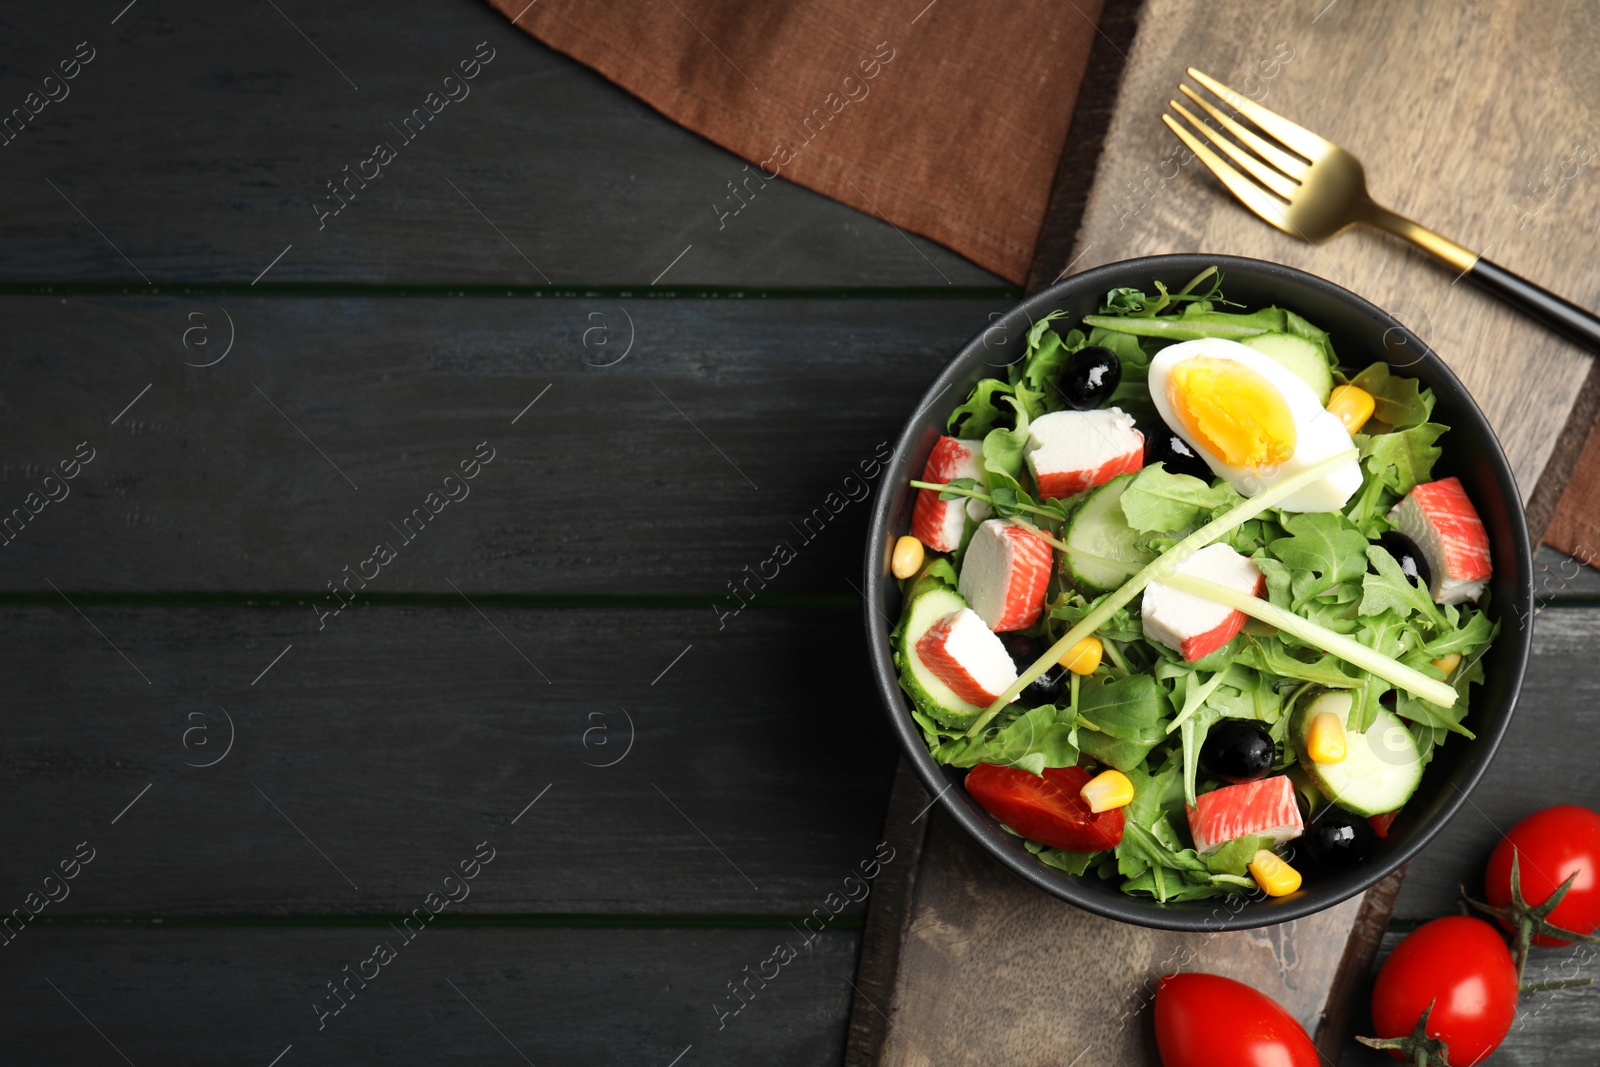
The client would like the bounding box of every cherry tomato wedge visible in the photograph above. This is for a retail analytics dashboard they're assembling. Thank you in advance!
[1154,973,1318,1067]
[964,763,1124,852]
[1368,809,1400,839]
[1370,916,1516,1066]
[1484,804,1600,947]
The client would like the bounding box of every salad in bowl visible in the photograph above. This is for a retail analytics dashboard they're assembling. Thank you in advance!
[877,260,1521,916]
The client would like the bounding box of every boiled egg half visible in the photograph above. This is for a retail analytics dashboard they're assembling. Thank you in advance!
[1147,337,1361,513]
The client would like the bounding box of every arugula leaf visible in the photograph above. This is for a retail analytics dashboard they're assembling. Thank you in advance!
[1421,608,1498,657]
[1251,553,1295,608]
[1344,468,1400,539]
[1202,666,1284,727]
[933,705,1078,774]
[1049,594,1142,644]
[1268,511,1371,609]
[1119,465,1239,534]
[1102,283,1172,317]
[1099,271,1230,318]
[1121,873,1252,902]
[1300,591,1363,636]
[1117,820,1207,877]
[1026,842,1100,875]
[1238,636,1357,689]
[1360,545,1449,630]
[1075,674,1173,772]
[1019,327,1074,416]
[1178,704,1225,810]
[1348,362,1435,430]
[1118,764,1164,845]
[1394,688,1476,740]
[1360,423,1447,496]
[947,379,1019,439]
[934,478,1069,527]
[1024,309,1069,351]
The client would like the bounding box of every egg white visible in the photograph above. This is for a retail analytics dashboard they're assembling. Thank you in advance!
[1147,337,1361,513]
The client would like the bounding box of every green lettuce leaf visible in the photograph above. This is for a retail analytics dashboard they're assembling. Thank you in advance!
[1204,834,1263,877]
[980,399,1031,494]
[1348,362,1435,430]
[1119,465,1239,534]
[932,705,1078,774]
[1075,674,1173,772]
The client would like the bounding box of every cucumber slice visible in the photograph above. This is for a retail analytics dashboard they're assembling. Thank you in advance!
[1241,332,1334,404]
[1291,690,1422,817]
[893,580,985,729]
[1063,473,1155,594]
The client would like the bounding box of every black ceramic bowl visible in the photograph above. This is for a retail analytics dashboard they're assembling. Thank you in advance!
[864,254,1532,931]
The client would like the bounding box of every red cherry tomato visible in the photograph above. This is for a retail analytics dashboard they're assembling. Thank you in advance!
[1370,916,1517,1066]
[1154,973,1318,1067]
[964,763,1124,852]
[1484,803,1600,946]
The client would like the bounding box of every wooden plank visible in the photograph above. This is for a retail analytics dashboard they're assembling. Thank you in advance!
[0,926,860,1065]
[878,811,1367,1066]
[1385,606,1600,919]
[0,604,897,915]
[1524,358,1600,548]
[842,757,931,1067]
[1064,0,1600,500]
[1535,545,1600,599]
[0,1,998,288]
[0,295,1007,594]
[1312,867,1407,1059]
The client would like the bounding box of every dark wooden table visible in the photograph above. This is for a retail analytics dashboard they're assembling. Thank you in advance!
[0,2,1594,1063]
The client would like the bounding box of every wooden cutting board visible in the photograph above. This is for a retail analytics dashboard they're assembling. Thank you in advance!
[847,762,1401,1065]
[848,0,1600,1062]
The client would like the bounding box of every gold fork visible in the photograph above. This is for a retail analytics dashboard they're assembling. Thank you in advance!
[1164,68,1600,352]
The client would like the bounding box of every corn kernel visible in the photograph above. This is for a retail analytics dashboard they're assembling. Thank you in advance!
[1431,652,1461,675]
[1080,768,1134,813]
[1327,384,1376,434]
[1307,710,1347,764]
[1248,849,1302,897]
[1059,635,1103,675]
[890,535,925,580]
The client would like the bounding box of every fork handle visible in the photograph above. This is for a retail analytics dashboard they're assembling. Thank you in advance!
[1466,257,1600,353]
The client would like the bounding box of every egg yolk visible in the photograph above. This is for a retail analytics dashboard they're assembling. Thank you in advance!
[1167,357,1297,470]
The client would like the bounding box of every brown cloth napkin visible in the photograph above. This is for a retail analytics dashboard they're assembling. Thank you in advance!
[486,0,1105,284]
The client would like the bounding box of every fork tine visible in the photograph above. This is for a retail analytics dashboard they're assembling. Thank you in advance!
[1169,100,1299,200]
[1177,85,1309,181]
[1186,68,1332,160]
[1161,114,1294,235]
